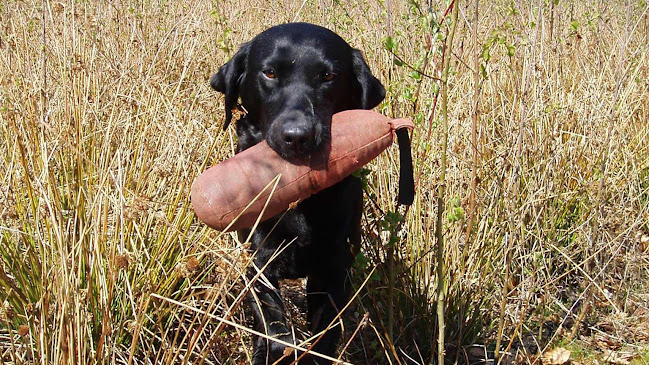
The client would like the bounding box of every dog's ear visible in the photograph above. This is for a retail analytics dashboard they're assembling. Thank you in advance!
[211,42,251,130]
[352,49,386,110]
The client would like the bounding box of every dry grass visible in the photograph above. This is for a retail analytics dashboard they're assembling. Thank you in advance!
[1,0,648,364]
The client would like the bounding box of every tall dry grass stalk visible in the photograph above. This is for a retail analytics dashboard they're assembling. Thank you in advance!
[1,0,648,364]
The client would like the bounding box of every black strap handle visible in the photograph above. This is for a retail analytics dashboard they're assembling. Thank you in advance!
[396,128,415,206]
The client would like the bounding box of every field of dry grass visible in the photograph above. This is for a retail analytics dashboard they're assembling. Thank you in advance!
[1,0,648,364]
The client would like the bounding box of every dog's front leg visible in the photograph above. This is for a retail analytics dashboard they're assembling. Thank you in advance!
[305,269,351,363]
[246,270,296,365]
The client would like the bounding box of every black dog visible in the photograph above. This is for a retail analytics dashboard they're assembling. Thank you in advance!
[211,23,411,364]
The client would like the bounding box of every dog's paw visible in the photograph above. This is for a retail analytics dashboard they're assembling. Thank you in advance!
[252,333,297,365]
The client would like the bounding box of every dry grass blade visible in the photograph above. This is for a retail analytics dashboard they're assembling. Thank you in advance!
[150,293,352,365]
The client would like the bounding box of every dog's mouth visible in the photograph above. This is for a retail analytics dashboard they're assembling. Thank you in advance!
[267,130,328,163]
[266,115,330,163]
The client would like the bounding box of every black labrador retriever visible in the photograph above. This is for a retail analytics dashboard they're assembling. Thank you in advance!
[211,22,412,364]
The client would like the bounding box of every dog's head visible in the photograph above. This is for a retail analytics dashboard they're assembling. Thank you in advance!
[211,22,385,160]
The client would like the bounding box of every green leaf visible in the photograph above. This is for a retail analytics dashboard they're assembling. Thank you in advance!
[383,36,397,52]
[570,20,579,32]
[409,70,422,81]
[481,46,491,62]
[480,63,488,79]
[432,82,440,95]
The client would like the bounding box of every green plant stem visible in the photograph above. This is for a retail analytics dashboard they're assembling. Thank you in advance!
[433,2,459,365]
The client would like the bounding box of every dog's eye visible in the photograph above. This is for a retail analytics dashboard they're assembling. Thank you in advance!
[262,69,276,79]
[321,71,336,82]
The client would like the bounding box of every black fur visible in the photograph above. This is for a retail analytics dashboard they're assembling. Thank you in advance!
[211,23,386,364]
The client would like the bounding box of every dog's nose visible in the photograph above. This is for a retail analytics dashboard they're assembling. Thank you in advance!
[281,125,312,148]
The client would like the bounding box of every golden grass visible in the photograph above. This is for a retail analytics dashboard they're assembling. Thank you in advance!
[1,0,648,364]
